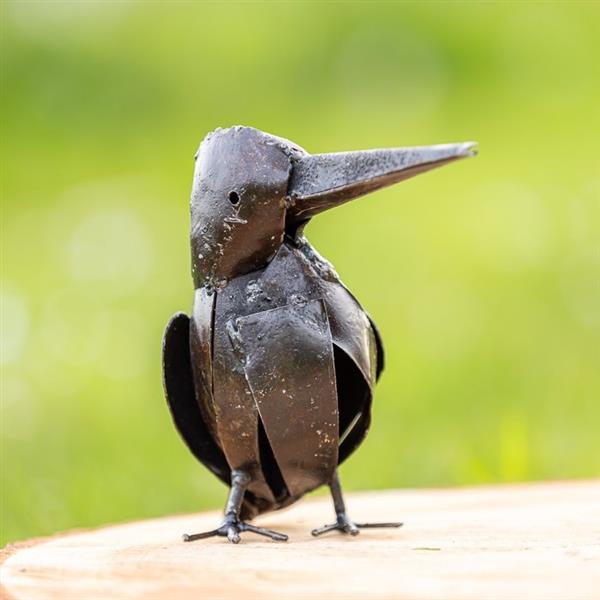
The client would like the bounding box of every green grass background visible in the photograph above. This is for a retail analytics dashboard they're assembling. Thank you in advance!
[1,1,599,546]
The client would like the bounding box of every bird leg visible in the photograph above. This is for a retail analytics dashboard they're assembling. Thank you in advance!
[182,469,288,544]
[311,470,403,537]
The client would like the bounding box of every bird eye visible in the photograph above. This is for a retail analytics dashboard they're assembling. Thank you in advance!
[228,191,240,206]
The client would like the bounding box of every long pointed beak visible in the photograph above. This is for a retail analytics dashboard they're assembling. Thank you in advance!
[287,142,477,221]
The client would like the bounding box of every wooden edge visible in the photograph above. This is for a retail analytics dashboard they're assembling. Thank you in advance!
[1,527,86,566]
[1,531,78,600]
[2,477,595,561]
[0,525,116,600]
[1,537,46,600]
[3,478,598,600]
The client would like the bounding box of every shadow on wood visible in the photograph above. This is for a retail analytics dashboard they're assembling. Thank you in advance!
[2,480,599,600]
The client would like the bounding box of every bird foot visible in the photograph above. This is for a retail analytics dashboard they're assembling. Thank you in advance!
[182,517,288,544]
[311,512,403,537]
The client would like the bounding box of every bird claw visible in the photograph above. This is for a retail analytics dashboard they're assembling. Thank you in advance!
[311,513,403,537]
[183,518,288,544]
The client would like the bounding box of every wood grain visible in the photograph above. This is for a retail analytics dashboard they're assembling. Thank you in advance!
[2,480,599,600]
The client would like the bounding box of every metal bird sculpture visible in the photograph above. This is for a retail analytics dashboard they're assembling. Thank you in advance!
[162,126,477,543]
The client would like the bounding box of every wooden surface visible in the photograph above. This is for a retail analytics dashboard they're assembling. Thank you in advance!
[2,480,599,600]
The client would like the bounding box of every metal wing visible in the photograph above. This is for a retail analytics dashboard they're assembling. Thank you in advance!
[234,299,339,499]
[334,313,384,464]
[366,313,385,381]
[162,312,231,486]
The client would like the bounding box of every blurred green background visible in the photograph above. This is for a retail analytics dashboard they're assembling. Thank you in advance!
[1,1,599,546]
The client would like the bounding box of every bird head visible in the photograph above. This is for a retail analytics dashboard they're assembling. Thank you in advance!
[190,126,477,288]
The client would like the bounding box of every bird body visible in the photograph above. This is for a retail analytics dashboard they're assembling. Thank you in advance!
[195,238,380,518]
[162,126,476,542]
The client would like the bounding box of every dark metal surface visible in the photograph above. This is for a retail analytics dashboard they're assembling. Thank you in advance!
[162,312,230,485]
[189,127,300,289]
[162,125,477,542]
[287,142,477,221]
[237,299,338,497]
[209,241,378,511]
